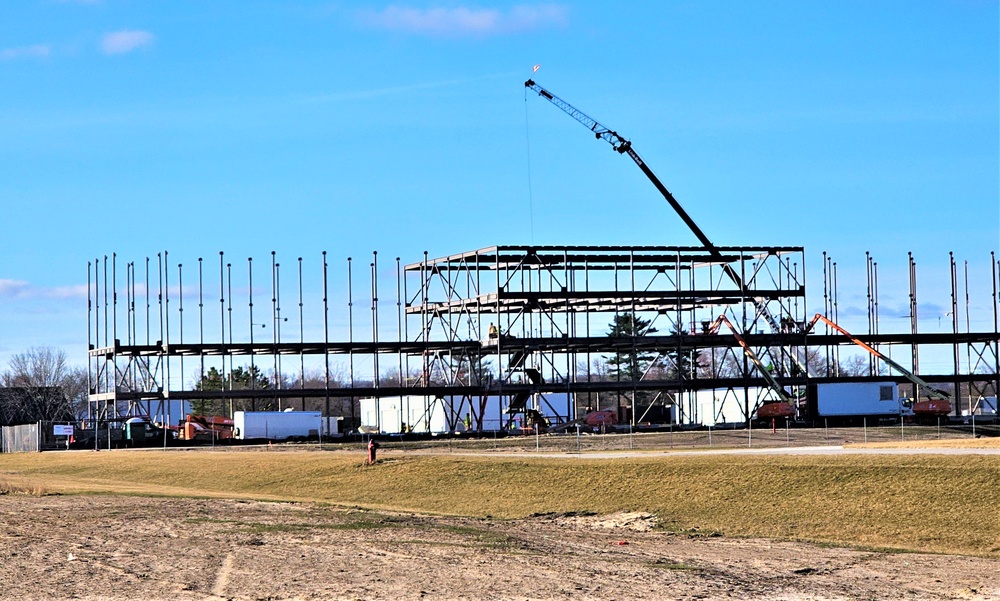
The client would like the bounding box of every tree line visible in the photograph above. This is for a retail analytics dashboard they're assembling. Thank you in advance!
[0,347,88,426]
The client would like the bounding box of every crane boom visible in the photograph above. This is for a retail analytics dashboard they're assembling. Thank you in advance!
[525,79,783,334]
[526,80,722,267]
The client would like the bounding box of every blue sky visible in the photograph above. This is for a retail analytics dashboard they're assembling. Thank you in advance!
[1,1,997,371]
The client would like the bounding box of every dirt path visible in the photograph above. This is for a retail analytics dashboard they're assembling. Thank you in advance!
[1,495,996,600]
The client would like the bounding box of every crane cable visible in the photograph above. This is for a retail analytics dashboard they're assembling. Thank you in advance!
[523,86,536,244]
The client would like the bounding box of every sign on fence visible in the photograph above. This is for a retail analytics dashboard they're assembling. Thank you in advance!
[53,424,74,437]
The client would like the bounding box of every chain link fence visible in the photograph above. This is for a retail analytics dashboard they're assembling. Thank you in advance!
[1,421,77,453]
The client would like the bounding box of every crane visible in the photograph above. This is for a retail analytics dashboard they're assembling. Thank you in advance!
[803,313,952,416]
[524,79,784,335]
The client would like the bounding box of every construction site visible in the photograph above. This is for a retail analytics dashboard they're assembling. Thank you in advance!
[75,80,999,446]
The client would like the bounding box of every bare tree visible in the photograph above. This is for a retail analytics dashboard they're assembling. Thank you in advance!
[839,354,871,376]
[0,347,82,424]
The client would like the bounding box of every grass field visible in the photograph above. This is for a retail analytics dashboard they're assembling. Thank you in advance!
[2,447,998,558]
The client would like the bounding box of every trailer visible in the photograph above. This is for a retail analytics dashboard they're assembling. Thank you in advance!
[808,382,903,422]
[233,411,321,441]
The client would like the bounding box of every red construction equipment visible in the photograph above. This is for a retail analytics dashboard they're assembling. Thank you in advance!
[803,313,953,417]
[583,409,618,428]
[177,414,235,443]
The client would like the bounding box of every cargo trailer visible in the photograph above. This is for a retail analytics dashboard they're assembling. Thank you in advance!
[806,382,903,422]
[233,410,321,441]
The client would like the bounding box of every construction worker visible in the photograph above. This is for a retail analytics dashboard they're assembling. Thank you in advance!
[488,323,499,340]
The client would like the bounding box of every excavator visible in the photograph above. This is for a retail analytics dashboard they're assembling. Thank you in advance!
[803,313,952,418]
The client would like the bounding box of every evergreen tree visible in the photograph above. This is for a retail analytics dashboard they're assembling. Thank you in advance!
[606,314,658,382]
[664,325,702,380]
[194,365,272,415]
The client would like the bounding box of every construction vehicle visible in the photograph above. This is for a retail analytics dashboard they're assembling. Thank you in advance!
[120,417,175,447]
[524,408,550,432]
[525,80,786,335]
[549,408,620,434]
[803,313,953,418]
[177,414,234,443]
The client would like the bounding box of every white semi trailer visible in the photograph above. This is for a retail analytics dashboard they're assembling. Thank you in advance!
[233,410,321,440]
[811,382,902,419]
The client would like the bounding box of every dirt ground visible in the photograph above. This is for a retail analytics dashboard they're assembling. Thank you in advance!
[1,495,997,601]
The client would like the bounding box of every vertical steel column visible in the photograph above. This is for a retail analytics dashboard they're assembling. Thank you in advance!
[271,252,278,395]
[396,257,403,387]
[163,250,170,413]
[103,256,108,349]
[584,260,590,387]
[298,257,305,409]
[993,252,999,401]
[322,252,330,423]
[403,254,410,385]
[963,260,973,413]
[564,249,572,420]
[276,260,283,397]
[198,258,204,390]
[112,253,117,348]
[226,262,233,396]
[145,257,150,346]
[422,252,429,387]
[494,249,502,424]
[372,251,380,393]
[950,253,960,412]
[87,261,92,425]
[125,262,131,347]
[832,260,840,372]
[907,252,919,397]
[630,249,637,428]
[993,252,999,400]
[739,250,749,425]
[248,257,256,408]
[348,257,354,388]
[219,252,225,389]
[178,262,184,409]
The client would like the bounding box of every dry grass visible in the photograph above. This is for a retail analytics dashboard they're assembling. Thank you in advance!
[0,476,49,496]
[847,437,1000,449]
[1,448,998,557]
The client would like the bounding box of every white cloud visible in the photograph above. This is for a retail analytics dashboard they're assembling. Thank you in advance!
[100,30,155,55]
[0,44,51,62]
[358,4,568,37]
[49,285,90,300]
[0,279,88,301]
[0,279,32,299]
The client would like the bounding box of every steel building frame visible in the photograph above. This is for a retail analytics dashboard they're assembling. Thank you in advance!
[87,247,1000,431]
